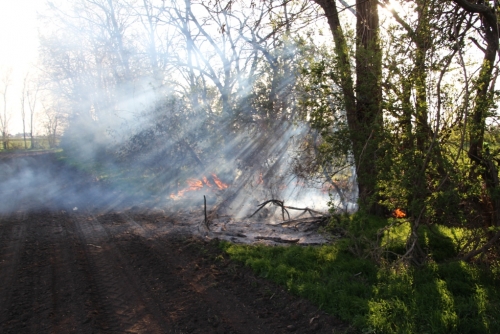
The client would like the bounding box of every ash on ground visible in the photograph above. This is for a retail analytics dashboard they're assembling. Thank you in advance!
[124,203,337,246]
[201,216,335,245]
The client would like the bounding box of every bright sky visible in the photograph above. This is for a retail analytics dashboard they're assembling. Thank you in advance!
[0,0,45,134]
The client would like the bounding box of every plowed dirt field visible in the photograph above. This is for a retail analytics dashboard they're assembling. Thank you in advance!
[0,153,348,333]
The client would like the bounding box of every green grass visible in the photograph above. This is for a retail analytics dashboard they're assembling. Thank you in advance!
[220,215,500,333]
[0,137,58,150]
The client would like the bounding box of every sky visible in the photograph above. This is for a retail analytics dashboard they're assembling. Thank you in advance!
[0,0,45,134]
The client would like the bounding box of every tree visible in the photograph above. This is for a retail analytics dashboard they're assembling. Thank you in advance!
[0,68,12,150]
[125,0,171,90]
[41,0,146,159]
[302,0,500,263]
[42,101,64,148]
[451,0,500,261]
[312,0,383,214]
[20,73,29,149]
[27,79,40,149]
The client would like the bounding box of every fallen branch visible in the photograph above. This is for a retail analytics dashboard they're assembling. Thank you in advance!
[254,236,300,243]
[248,199,290,220]
[280,216,330,226]
[248,199,328,221]
[284,206,325,216]
[461,228,500,262]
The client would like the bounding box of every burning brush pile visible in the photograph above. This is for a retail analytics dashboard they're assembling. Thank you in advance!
[163,169,351,245]
[110,101,358,245]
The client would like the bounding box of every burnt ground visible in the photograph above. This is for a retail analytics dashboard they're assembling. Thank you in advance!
[0,152,350,333]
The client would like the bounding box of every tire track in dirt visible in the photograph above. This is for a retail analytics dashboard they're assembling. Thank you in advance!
[110,212,287,333]
[119,212,348,333]
[71,212,169,333]
[0,216,27,329]
[99,213,234,333]
[0,212,93,333]
[47,213,95,333]
[0,213,59,333]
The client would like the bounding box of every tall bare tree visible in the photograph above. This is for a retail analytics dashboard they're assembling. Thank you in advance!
[20,73,29,149]
[27,79,40,149]
[0,68,12,150]
[42,101,63,148]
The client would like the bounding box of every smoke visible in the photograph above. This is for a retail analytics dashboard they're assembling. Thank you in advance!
[0,86,358,217]
[0,0,359,217]
[0,153,124,214]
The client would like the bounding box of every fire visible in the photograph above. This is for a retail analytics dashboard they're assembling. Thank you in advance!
[212,173,228,190]
[256,172,263,185]
[186,178,203,189]
[169,173,228,199]
[393,208,406,218]
[169,178,203,199]
[202,176,212,187]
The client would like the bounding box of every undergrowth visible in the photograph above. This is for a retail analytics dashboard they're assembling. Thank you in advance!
[220,213,500,333]
[55,150,159,197]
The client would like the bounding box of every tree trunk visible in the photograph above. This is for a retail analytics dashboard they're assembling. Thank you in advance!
[354,0,383,214]
[453,0,500,260]
[314,0,383,214]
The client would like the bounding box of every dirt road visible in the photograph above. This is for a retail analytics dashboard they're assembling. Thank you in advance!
[0,209,347,333]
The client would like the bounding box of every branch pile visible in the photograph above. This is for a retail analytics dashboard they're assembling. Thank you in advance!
[248,199,328,222]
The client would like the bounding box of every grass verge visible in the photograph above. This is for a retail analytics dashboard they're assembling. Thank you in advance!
[220,215,500,333]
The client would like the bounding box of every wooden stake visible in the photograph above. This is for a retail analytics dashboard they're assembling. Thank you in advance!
[204,195,208,227]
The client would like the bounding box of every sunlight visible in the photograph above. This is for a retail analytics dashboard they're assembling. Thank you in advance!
[379,0,407,19]
[383,1,394,12]
[0,1,45,133]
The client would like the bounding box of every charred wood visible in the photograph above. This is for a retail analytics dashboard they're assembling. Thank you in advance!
[248,199,329,222]
[254,236,300,243]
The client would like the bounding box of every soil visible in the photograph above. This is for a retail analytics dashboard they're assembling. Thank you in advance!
[0,152,350,333]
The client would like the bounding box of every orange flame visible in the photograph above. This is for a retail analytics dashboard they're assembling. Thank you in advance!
[202,176,212,187]
[169,178,203,199]
[257,172,264,185]
[186,178,203,189]
[212,173,228,190]
[169,173,228,199]
[393,208,406,218]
